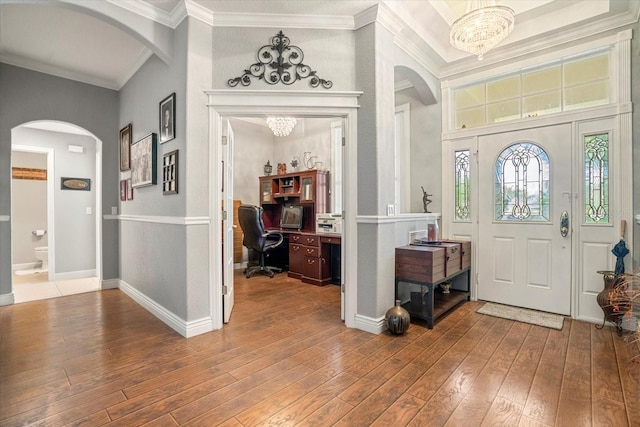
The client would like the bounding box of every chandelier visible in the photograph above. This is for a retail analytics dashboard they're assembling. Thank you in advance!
[450,0,515,61]
[266,117,297,137]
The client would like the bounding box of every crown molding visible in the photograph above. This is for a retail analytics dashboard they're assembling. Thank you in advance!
[394,79,413,92]
[116,47,153,90]
[0,53,120,90]
[211,12,354,30]
[106,0,174,27]
[184,0,212,27]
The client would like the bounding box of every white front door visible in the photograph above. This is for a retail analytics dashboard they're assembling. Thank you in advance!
[478,124,572,315]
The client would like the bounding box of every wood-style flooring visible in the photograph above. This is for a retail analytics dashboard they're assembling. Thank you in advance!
[1,270,639,426]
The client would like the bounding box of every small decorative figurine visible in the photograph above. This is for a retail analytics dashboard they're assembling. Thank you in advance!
[264,160,272,176]
[421,186,432,213]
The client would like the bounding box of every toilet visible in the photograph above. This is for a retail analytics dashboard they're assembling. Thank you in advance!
[35,246,48,270]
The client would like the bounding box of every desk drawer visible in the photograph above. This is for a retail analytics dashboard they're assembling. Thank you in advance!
[289,243,304,276]
[302,235,319,247]
[303,246,319,257]
[290,234,302,244]
[302,255,330,282]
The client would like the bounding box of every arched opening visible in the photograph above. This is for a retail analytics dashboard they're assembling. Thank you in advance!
[10,120,102,303]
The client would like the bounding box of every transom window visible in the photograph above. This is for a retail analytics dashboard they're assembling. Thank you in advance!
[495,142,550,222]
[453,51,610,130]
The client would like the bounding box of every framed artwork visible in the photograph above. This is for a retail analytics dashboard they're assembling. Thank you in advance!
[159,93,175,143]
[131,133,157,188]
[61,177,91,191]
[120,179,127,201]
[126,178,133,200]
[119,123,132,171]
[163,150,178,195]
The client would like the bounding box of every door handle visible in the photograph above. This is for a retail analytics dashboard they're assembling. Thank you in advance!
[560,210,569,237]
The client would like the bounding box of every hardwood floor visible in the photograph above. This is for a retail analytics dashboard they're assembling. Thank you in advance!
[1,270,638,426]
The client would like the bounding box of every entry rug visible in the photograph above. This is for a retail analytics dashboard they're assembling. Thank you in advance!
[477,302,564,330]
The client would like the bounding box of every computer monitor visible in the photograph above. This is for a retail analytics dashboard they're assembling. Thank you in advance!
[280,205,303,229]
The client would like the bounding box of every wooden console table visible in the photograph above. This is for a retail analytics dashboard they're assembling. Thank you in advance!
[395,242,471,328]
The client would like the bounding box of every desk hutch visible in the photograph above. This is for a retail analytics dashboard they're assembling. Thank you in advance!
[259,169,339,286]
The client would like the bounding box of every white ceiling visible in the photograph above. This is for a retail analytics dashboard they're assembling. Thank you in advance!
[0,0,637,90]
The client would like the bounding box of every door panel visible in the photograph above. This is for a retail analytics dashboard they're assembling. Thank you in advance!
[478,124,572,315]
[223,120,235,323]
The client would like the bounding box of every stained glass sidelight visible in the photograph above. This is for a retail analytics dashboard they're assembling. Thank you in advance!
[455,150,470,220]
[495,142,550,221]
[584,133,609,223]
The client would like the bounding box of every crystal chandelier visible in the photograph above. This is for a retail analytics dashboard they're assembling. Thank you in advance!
[266,117,297,137]
[450,0,515,61]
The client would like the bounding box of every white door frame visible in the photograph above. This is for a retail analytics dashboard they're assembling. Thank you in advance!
[442,106,632,321]
[11,144,56,281]
[11,123,103,287]
[206,90,362,331]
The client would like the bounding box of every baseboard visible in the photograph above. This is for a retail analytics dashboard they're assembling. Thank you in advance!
[354,313,386,334]
[12,262,39,271]
[0,292,15,306]
[101,278,120,290]
[118,279,213,338]
[234,262,247,270]
[55,269,96,281]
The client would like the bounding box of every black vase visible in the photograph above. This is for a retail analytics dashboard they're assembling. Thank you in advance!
[385,300,410,335]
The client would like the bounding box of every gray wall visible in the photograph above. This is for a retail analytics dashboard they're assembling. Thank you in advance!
[11,151,48,265]
[212,27,356,91]
[118,18,191,319]
[12,128,97,274]
[230,119,274,206]
[231,117,334,207]
[395,87,443,214]
[0,63,119,298]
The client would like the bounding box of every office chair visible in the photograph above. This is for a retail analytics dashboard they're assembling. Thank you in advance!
[238,204,285,278]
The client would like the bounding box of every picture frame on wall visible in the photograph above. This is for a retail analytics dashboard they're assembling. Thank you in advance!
[61,177,91,191]
[131,133,157,188]
[126,178,133,200]
[119,123,132,171]
[159,93,175,143]
[120,179,127,201]
[163,149,178,195]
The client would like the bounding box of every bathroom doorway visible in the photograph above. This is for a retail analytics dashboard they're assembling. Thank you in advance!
[10,121,102,304]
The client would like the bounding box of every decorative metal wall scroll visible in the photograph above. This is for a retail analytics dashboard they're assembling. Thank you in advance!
[228,30,333,89]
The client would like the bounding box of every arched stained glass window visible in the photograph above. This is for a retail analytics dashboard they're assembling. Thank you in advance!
[455,150,470,220]
[495,142,550,221]
[584,133,609,223]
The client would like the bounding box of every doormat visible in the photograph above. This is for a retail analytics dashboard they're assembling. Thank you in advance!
[477,302,564,330]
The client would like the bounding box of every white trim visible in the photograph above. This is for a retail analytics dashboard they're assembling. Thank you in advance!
[636,214,640,225]
[115,215,210,225]
[211,12,354,30]
[442,103,631,141]
[395,103,411,214]
[119,279,213,338]
[354,314,386,335]
[394,80,413,92]
[0,53,121,91]
[0,215,10,221]
[101,278,120,290]
[106,0,176,28]
[206,89,361,332]
[0,292,15,306]
[12,144,56,282]
[55,269,96,281]
[356,213,441,224]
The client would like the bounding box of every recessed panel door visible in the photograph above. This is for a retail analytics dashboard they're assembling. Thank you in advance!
[478,124,572,315]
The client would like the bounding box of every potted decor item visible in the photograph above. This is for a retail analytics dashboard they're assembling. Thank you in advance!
[385,300,410,335]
